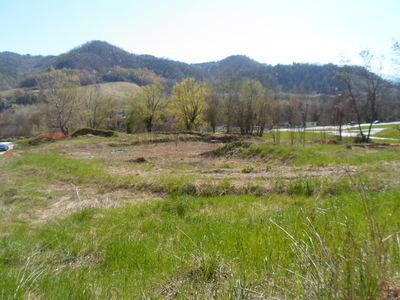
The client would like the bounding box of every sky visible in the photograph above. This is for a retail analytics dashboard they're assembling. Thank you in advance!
[1,0,399,74]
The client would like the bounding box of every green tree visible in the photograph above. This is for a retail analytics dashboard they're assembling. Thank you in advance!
[231,79,269,136]
[126,82,167,133]
[170,78,208,130]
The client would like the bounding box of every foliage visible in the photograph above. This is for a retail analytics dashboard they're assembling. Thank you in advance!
[213,140,252,157]
[2,41,386,96]
[0,52,54,91]
[241,166,254,173]
[230,79,274,136]
[170,78,208,130]
[1,41,399,141]
[126,82,168,133]
[196,55,341,94]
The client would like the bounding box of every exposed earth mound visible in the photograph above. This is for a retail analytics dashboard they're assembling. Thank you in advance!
[71,128,115,137]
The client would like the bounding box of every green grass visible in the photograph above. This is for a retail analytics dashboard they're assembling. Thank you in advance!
[2,133,400,299]
[1,190,399,299]
[216,141,400,167]
[373,127,400,140]
[10,152,113,185]
[263,130,338,142]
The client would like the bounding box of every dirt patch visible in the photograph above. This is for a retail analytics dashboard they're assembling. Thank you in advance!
[82,140,366,196]
[128,157,147,163]
[72,128,114,137]
[8,137,400,223]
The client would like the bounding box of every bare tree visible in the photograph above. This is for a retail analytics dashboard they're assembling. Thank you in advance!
[204,90,222,133]
[331,93,351,141]
[336,50,389,142]
[392,40,400,79]
[39,68,80,135]
[216,69,239,134]
[78,85,117,129]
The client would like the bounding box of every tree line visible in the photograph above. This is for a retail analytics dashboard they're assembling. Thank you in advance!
[0,45,399,141]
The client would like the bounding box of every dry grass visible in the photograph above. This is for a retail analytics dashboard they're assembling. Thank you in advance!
[48,139,361,190]
[32,188,160,225]
[4,135,400,226]
[92,81,141,100]
[2,135,400,299]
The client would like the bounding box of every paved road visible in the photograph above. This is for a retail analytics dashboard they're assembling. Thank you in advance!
[282,122,400,140]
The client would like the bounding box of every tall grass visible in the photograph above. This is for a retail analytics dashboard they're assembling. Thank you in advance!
[1,186,399,299]
[1,137,400,298]
[10,153,113,185]
[216,140,400,166]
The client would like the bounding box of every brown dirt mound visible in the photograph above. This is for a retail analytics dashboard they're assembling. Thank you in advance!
[127,157,147,163]
[72,128,114,137]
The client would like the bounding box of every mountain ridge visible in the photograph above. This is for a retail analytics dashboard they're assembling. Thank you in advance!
[1,40,342,93]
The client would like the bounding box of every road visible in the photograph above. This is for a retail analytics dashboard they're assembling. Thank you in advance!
[282,122,400,140]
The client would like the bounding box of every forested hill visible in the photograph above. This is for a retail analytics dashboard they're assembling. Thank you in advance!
[196,56,339,94]
[0,52,54,91]
[49,41,208,85]
[1,40,345,93]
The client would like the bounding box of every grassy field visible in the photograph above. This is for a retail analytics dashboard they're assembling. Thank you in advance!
[1,132,400,299]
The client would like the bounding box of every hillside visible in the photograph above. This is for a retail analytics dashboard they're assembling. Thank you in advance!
[0,52,54,90]
[0,81,140,107]
[85,81,141,101]
[1,40,343,94]
[196,56,340,94]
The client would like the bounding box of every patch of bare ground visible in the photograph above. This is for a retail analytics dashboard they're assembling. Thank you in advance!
[59,140,363,193]
[14,139,399,224]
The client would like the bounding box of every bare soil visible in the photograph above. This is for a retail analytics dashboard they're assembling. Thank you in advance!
[52,139,357,188]
[18,137,398,224]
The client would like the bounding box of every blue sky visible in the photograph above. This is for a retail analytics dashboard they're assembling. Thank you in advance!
[1,0,399,73]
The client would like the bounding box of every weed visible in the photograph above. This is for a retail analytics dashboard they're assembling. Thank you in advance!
[241,166,254,173]
[160,196,190,217]
[213,140,251,157]
[269,174,400,299]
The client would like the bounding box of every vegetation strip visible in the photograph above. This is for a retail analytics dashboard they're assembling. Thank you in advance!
[1,134,400,299]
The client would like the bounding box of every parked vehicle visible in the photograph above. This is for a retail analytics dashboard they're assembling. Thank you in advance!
[0,143,9,152]
[373,120,380,124]
[348,121,357,126]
